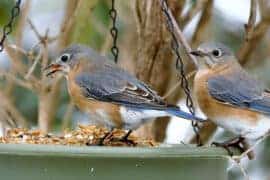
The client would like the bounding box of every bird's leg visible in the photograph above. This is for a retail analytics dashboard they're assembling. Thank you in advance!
[241,140,255,160]
[212,136,245,157]
[122,129,132,140]
[234,139,255,161]
[119,129,136,145]
[97,128,114,146]
[226,137,255,160]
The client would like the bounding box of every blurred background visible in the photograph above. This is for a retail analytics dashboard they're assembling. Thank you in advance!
[0,0,270,179]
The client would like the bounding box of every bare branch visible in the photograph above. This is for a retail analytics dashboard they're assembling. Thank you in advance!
[24,49,42,80]
[58,0,82,49]
[181,0,208,28]
[259,0,270,22]
[0,71,34,91]
[5,43,28,76]
[244,0,257,41]
[61,102,74,131]
[0,91,28,127]
[237,0,270,63]
[27,18,43,41]
[133,0,177,140]
[3,0,36,101]
[5,43,42,91]
[7,44,28,55]
[37,0,82,133]
[191,0,213,47]
[8,43,43,62]
[133,0,147,36]
[163,70,196,99]
[159,0,199,67]
[0,108,17,128]
[15,0,31,46]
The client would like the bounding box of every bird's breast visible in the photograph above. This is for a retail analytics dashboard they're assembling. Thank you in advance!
[194,69,260,129]
[194,69,217,117]
[66,73,123,128]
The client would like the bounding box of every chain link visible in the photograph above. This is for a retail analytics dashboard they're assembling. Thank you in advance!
[160,0,201,146]
[0,0,22,52]
[109,0,119,63]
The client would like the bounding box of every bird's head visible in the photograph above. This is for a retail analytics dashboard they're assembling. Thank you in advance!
[190,42,236,69]
[45,44,94,77]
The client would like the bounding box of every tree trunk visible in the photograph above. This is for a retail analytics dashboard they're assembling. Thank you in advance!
[38,0,79,133]
[133,0,184,141]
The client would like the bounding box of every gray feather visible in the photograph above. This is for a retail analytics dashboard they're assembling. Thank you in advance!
[208,69,270,114]
[75,61,171,110]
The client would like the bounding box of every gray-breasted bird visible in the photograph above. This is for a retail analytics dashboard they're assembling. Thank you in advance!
[45,44,203,142]
[191,42,270,159]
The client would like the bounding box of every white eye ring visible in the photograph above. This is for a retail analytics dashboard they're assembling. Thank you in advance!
[212,49,222,57]
[60,53,71,62]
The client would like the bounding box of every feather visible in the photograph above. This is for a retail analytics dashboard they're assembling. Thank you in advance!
[208,68,270,115]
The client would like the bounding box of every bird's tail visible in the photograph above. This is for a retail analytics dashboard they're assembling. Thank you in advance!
[165,106,205,122]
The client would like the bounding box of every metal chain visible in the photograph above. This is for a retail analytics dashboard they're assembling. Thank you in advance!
[0,0,22,52]
[109,0,119,63]
[160,0,202,146]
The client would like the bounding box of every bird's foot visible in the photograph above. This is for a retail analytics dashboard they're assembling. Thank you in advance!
[232,140,255,161]
[212,141,235,156]
[212,137,245,157]
[119,130,136,146]
[97,131,114,146]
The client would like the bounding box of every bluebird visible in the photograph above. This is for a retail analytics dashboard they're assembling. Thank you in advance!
[45,44,203,143]
[191,42,270,159]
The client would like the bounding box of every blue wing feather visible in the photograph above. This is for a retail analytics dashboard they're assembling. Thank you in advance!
[75,68,204,121]
[208,71,270,115]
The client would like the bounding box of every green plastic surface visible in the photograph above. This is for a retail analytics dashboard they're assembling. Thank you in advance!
[0,144,230,180]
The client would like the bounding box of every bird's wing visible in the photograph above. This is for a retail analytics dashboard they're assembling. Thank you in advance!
[207,70,270,114]
[75,65,171,110]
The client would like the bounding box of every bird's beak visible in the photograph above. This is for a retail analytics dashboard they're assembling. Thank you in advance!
[190,50,205,57]
[44,63,63,77]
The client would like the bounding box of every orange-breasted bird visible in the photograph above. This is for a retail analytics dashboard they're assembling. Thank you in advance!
[45,44,203,142]
[191,42,270,159]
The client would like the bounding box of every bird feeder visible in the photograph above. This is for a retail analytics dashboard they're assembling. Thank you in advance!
[0,144,230,180]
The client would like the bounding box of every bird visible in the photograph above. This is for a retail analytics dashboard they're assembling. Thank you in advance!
[44,44,204,144]
[190,42,270,159]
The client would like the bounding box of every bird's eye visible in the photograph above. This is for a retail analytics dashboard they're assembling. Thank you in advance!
[212,49,222,57]
[60,54,70,62]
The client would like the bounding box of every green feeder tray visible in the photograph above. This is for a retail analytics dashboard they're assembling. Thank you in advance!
[0,144,231,180]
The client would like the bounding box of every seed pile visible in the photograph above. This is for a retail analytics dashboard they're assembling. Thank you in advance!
[0,125,157,147]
